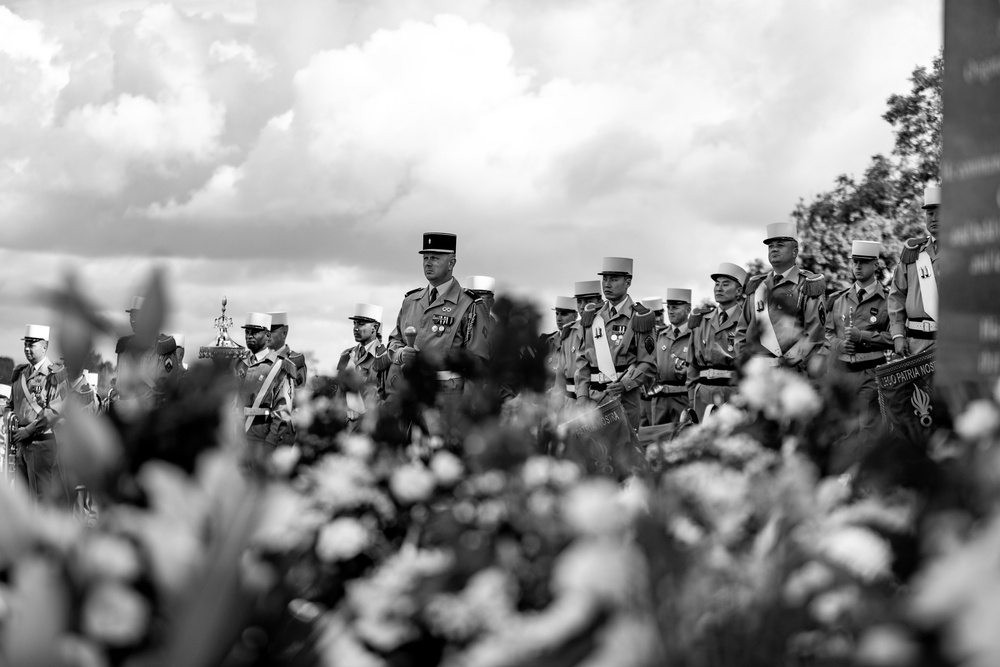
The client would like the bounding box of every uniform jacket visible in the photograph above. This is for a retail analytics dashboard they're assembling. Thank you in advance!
[824,282,893,361]
[115,334,180,403]
[274,344,309,388]
[337,339,392,400]
[653,323,692,388]
[386,278,491,391]
[11,357,63,434]
[888,236,939,338]
[574,296,656,398]
[737,267,827,366]
[687,305,741,386]
[555,322,583,396]
[236,350,294,447]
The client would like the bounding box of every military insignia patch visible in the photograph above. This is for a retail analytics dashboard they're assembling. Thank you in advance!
[442,307,452,312]
[644,336,654,354]
[164,358,174,372]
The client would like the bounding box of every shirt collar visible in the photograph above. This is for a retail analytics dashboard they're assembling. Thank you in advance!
[253,348,270,363]
[608,295,633,316]
[428,278,455,298]
[774,265,798,285]
[360,338,379,356]
[32,357,50,372]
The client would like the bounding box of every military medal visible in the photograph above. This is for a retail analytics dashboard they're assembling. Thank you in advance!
[661,344,667,350]
[870,316,877,323]
[442,307,452,312]
[432,325,439,332]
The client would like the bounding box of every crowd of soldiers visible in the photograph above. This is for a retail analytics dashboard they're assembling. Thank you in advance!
[0,185,941,500]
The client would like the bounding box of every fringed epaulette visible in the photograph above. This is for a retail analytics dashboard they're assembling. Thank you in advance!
[802,272,827,298]
[744,274,765,294]
[404,287,422,298]
[288,350,307,370]
[826,286,850,310]
[688,306,715,329]
[631,305,655,333]
[115,335,134,354]
[371,345,392,373]
[899,236,928,264]
[281,357,298,378]
[48,362,67,386]
[11,363,29,383]
[580,304,598,328]
[561,323,577,341]
[155,334,177,355]
[464,288,484,303]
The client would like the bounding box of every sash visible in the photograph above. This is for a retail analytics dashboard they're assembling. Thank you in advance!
[753,280,783,357]
[19,372,44,417]
[915,251,938,321]
[245,357,286,432]
[344,348,367,417]
[590,312,619,382]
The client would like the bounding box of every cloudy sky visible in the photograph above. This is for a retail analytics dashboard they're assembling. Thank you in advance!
[0,0,941,372]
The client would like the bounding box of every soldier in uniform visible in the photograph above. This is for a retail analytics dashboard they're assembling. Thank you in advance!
[10,325,64,502]
[737,223,827,373]
[268,312,308,389]
[825,240,893,464]
[337,304,392,431]
[466,276,497,320]
[386,232,491,437]
[688,264,747,420]
[546,296,578,397]
[235,312,295,469]
[889,185,940,357]
[553,282,602,408]
[574,257,657,431]
[650,289,693,425]
[113,297,179,411]
[638,297,665,427]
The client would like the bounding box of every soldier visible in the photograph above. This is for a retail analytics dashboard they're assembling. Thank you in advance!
[65,370,100,413]
[554,282,603,408]
[387,232,491,437]
[889,185,940,357]
[113,297,178,411]
[650,289,693,425]
[466,276,497,320]
[574,257,657,431]
[235,312,295,469]
[0,384,10,412]
[547,296,579,398]
[268,312,308,389]
[10,325,64,502]
[737,223,827,373]
[168,333,187,372]
[688,264,747,420]
[0,384,11,485]
[113,296,151,406]
[337,304,392,431]
[825,240,893,463]
[639,297,665,426]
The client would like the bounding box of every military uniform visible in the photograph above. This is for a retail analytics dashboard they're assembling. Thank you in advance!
[555,323,583,403]
[651,322,692,424]
[11,326,64,501]
[575,287,657,431]
[888,236,939,356]
[687,304,742,419]
[236,348,294,461]
[738,266,827,369]
[386,278,491,395]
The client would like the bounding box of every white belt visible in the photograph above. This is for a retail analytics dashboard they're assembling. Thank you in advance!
[838,351,887,363]
[436,371,462,381]
[699,369,734,380]
[590,371,625,383]
[243,407,271,417]
[565,382,576,392]
[906,320,938,332]
[650,383,687,395]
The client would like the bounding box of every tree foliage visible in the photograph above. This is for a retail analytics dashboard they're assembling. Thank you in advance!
[755,53,943,292]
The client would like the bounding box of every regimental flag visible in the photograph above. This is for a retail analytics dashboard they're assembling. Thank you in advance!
[559,397,644,479]
[876,349,936,444]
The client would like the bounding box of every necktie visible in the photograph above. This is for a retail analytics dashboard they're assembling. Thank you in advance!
[858,288,866,302]
[720,311,728,324]
[674,327,680,337]
[429,287,438,304]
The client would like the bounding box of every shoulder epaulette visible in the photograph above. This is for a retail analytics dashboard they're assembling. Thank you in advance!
[115,335,134,354]
[11,364,29,382]
[155,335,177,355]
[580,305,598,328]
[825,286,850,309]
[745,274,765,293]
[688,306,714,329]
[281,358,297,378]
[288,350,306,370]
[561,324,576,341]
[464,288,484,303]
[49,363,68,385]
[802,272,827,297]
[899,236,928,265]
[404,287,422,297]
[631,308,655,333]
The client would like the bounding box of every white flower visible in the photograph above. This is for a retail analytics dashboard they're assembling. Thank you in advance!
[252,486,318,551]
[270,445,300,475]
[855,625,920,666]
[955,399,1000,441]
[390,463,436,504]
[705,402,746,432]
[430,451,464,486]
[617,476,649,517]
[552,540,644,607]
[809,586,860,626]
[562,478,629,536]
[340,434,376,460]
[784,561,836,605]
[82,582,151,646]
[76,534,142,582]
[778,376,822,421]
[316,518,371,562]
[817,526,891,582]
